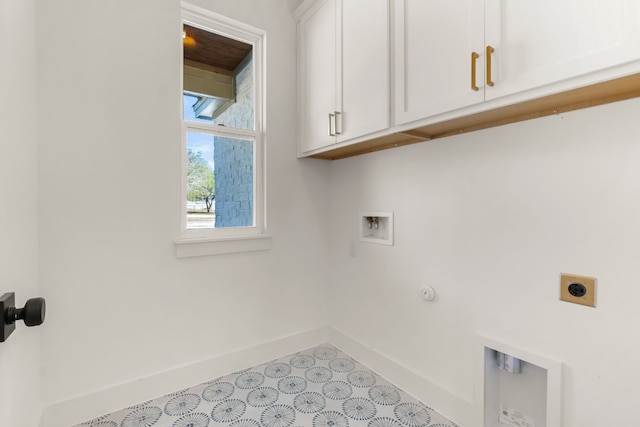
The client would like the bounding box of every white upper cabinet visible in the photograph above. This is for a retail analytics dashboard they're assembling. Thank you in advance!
[297,0,389,155]
[296,0,640,159]
[394,0,640,126]
[484,0,640,100]
[341,0,389,141]
[297,0,337,153]
[393,0,485,125]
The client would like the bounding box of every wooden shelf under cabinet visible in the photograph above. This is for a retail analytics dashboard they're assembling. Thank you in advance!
[309,73,640,160]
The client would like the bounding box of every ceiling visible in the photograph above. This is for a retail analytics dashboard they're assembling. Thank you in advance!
[183,24,253,75]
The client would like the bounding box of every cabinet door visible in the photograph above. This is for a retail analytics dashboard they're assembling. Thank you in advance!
[338,0,389,142]
[298,0,337,153]
[485,0,640,100]
[393,0,485,125]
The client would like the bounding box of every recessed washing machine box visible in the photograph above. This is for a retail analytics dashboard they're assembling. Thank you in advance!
[360,212,393,245]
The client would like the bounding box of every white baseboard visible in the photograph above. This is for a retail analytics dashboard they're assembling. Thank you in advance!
[40,327,479,427]
[40,327,329,427]
[328,327,477,427]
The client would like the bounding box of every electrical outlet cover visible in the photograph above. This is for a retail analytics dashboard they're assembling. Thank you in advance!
[560,273,596,307]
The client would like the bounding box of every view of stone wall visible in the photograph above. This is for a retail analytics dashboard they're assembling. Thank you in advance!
[213,137,253,227]
[214,53,254,227]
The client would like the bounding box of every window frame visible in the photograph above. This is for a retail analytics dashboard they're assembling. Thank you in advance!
[175,2,270,257]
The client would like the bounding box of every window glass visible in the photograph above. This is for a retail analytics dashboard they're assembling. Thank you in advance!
[185,131,254,229]
[182,24,254,131]
[182,22,259,233]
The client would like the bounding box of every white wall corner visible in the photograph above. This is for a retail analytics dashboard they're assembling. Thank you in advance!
[327,327,475,427]
[40,327,329,427]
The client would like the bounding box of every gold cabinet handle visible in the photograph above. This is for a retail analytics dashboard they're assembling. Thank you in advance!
[334,111,341,135]
[486,45,495,87]
[471,52,480,91]
[328,112,335,136]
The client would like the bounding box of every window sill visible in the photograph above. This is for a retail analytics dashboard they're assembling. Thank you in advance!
[174,234,272,258]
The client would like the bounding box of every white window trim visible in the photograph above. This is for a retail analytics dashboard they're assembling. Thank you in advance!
[175,2,270,257]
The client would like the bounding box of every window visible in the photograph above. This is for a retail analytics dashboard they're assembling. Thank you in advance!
[176,3,270,257]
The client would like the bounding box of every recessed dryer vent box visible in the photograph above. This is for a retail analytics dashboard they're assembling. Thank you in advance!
[360,212,393,245]
[480,336,562,427]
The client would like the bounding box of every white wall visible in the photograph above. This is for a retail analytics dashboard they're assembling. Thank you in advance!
[0,0,42,426]
[328,97,640,427]
[37,0,330,418]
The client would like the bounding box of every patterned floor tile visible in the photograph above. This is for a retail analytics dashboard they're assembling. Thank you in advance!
[74,344,459,427]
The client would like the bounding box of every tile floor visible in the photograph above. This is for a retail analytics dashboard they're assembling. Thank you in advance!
[75,344,459,427]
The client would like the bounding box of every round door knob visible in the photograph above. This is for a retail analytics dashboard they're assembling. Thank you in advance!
[14,297,46,327]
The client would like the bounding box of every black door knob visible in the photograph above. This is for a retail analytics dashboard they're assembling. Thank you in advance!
[1,293,46,342]
[13,297,46,327]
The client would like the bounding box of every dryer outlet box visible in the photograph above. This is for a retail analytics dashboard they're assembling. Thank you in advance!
[560,273,596,307]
